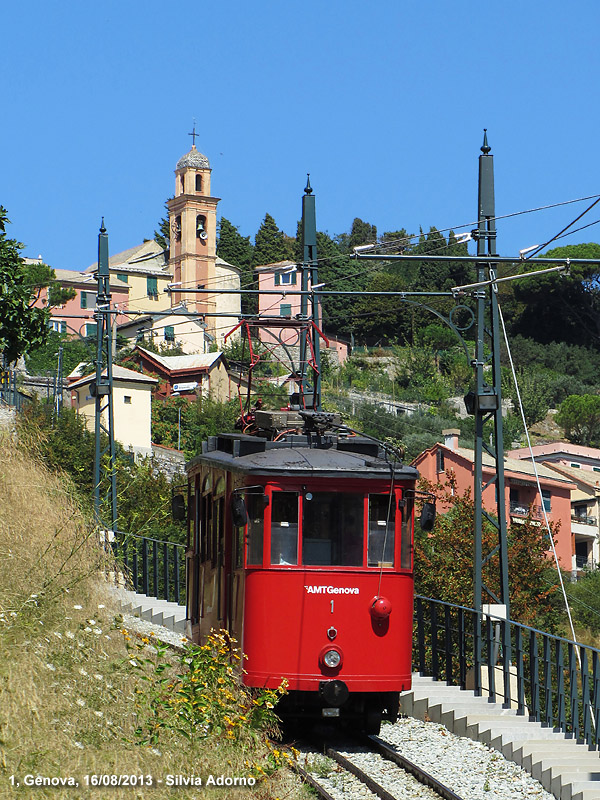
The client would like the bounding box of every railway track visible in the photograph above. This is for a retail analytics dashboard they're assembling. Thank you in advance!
[297,735,464,800]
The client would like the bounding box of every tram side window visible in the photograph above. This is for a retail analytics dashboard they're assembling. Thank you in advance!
[400,495,414,570]
[201,496,212,563]
[302,492,363,566]
[234,521,244,569]
[271,492,298,565]
[246,493,264,566]
[368,494,395,567]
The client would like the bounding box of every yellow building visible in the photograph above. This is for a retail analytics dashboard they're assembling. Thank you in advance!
[69,365,158,458]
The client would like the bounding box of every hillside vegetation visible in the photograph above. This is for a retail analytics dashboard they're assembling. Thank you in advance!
[0,431,301,799]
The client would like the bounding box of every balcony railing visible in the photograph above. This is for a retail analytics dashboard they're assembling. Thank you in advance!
[574,554,597,570]
[509,501,544,520]
[571,514,597,527]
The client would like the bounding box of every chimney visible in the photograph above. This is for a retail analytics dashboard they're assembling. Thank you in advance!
[442,429,460,451]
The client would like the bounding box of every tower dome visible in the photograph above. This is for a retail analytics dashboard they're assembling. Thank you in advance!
[176,145,210,170]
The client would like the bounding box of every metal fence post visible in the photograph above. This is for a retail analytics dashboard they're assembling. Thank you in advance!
[164,541,170,602]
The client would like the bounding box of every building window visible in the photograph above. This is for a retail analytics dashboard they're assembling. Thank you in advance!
[49,320,68,334]
[80,290,95,308]
[274,270,296,286]
[147,276,158,298]
[86,324,97,338]
[180,174,185,194]
[124,396,132,405]
[436,449,445,472]
[195,174,202,192]
[570,462,581,468]
[164,325,175,342]
[280,304,292,317]
[542,489,551,512]
[196,215,207,239]
[175,215,182,241]
[117,273,128,283]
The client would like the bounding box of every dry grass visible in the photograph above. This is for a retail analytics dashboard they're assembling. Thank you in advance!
[0,432,304,800]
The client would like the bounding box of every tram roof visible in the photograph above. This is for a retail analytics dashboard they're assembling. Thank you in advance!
[186,433,418,481]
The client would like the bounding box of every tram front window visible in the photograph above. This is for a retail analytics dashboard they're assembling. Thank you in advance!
[270,492,298,565]
[302,492,363,566]
[246,493,264,566]
[368,494,395,566]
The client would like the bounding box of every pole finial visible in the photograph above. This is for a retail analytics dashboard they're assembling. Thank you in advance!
[100,217,106,234]
[481,128,491,155]
[304,173,313,195]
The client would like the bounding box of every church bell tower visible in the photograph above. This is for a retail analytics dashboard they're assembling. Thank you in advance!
[167,131,220,337]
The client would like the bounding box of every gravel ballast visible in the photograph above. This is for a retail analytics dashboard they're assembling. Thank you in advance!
[300,716,555,800]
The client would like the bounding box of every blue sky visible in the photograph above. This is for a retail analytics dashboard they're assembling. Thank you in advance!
[3,1,600,272]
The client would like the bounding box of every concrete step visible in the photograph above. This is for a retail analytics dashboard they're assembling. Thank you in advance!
[404,674,600,800]
[543,762,600,794]
[505,737,586,764]
[556,775,600,800]
[571,784,600,800]
[107,586,187,633]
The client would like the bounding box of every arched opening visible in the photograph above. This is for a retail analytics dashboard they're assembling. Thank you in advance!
[196,215,207,241]
[195,174,202,192]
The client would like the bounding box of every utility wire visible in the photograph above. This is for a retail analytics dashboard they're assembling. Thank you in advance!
[523,197,600,261]
[497,299,579,648]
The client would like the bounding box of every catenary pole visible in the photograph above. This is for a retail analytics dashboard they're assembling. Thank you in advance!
[472,131,511,698]
[93,219,117,530]
[300,175,321,410]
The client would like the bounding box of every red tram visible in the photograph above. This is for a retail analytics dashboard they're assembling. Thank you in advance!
[183,412,427,733]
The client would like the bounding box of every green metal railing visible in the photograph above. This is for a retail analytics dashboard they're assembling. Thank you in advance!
[112,531,186,605]
[414,596,600,748]
[0,369,25,411]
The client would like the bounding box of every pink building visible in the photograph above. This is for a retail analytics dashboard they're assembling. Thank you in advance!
[507,442,600,472]
[254,260,349,365]
[255,260,304,346]
[413,430,576,570]
[508,442,600,573]
[31,266,129,339]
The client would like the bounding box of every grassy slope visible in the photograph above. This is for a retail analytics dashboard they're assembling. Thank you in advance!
[0,432,302,800]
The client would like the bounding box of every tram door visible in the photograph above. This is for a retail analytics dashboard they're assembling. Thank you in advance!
[213,491,225,624]
[189,474,201,625]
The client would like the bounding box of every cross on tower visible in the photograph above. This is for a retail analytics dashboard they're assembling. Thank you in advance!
[188,122,198,147]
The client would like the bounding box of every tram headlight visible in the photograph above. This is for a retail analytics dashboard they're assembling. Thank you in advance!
[323,649,341,668]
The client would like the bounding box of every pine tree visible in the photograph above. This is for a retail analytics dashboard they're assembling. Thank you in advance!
[217,217,256,315]
[252,213,295,267]
[217,217,254,270]
[153,201,171,252]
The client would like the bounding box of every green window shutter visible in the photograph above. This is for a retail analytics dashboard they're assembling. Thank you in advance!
[280,304,292,317]
[80,291,87,309]
[164,325,175,342]
[147,276,158,297]
[60,321,67,334]
[117,273,128,283]
[274,272,280,286]
[86,324,97,338]
[291,271,297,284]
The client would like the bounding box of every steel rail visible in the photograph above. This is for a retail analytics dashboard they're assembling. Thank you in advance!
[326,747,399,800]
[365,734,464,800]
[302,738,466,800]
